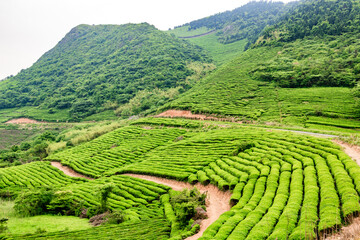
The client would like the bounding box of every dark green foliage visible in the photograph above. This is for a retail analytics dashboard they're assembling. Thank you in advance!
[251,33,360,87]
[169,188,206,227]
[0,128,64,167]
[0,23,211,120]
[14,188,54,217]
[261,0,360,43]
[46,190,82,216]
[105,210,125,225]
[0,218,7,234]
[99,183,115,212]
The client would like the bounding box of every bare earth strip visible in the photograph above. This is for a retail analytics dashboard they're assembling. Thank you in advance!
[124,174,231,240]
[51,161,94,180]
[5,118,44,124]
[156,109,238,122]
[50,161,231,239]
[326,140,360,240]
[333,140,360,165]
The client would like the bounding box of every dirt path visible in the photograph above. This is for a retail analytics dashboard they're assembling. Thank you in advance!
[50,161,231,239]
[332,140,360,166]
[6,118,45,124]
[326,217,360,240]
[124,174,231,240]
[51,161,94,180]
[156,109,237,122]
[178,30,217,39]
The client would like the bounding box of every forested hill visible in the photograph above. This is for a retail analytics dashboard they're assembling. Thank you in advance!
[0,23,212,120]
[250,0,360,88]
[165,0,360,123]
[258,0,360,43]
[173,1,298,45]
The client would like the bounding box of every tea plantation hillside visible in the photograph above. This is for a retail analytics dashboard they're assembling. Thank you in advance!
[0,23,212,121]
[168,1,297,65]
[2,117,360,239]
[164,0,360,128]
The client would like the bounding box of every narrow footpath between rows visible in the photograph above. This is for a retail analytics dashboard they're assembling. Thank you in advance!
[125,174,232,240]
[51,161,231,240]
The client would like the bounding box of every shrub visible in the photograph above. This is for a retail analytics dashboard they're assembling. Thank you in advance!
[14,188,54,217]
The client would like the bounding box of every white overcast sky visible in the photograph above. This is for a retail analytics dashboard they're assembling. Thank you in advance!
[0,0,295,80]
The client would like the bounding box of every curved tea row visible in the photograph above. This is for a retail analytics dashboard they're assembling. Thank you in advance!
[2,120,360,239]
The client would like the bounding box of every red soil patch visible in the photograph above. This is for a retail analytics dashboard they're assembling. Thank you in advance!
[156,109,239,122]
[5,118,44,124]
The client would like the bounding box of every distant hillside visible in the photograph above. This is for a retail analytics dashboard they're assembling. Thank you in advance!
[0,23,212,121]
[258,0,360,43]
[251,0,360,88]
[168,1,297,66]
[172,1,297,45]
[164,0,360,127]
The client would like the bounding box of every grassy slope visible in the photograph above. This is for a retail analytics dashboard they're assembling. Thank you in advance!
[186,33,247,66]
[0,128,38,150]
[0,107,70,123]
[169,26,212,37]
[163,45,359,128]
[168,27,247,66]
[0,199,91,235]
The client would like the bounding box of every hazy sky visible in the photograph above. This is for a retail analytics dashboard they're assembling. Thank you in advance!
[0,0,295,80]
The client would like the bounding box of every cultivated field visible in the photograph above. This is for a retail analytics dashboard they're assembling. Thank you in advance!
[1,117,360,239]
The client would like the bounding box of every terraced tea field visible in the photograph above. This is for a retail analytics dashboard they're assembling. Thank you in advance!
[2,118,360,239]
[12,218,171,240]
[0,161,86,191]
[49,126,187,178]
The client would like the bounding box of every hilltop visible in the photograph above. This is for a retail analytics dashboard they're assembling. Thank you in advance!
[0,23,213,121]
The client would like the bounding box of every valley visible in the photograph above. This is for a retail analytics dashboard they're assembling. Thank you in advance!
[1,0,360,239]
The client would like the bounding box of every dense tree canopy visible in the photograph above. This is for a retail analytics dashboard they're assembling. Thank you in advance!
[251,0,360,88]
[0,23,212,120]
[251,33,360,88]
[257,0,360,43]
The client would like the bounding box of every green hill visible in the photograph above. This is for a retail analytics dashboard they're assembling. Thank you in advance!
[168,1,297,66]
[0,23,212,121]
[172,1,297,45]
[164,0,360,128]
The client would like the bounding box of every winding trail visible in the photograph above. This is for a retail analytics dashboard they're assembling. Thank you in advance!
[125,174,231,240]
[50,161,231,239]
[51,161,94,180]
